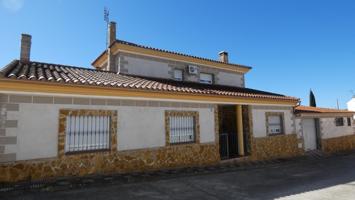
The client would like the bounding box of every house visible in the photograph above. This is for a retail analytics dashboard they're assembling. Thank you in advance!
[0,21,320,183]
[347,97,355,119]
[295,106,355,153]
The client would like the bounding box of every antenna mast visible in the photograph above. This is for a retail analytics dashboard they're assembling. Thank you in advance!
[104,7,110,48]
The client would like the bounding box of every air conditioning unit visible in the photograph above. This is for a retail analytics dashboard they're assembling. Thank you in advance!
[188,65,198,75]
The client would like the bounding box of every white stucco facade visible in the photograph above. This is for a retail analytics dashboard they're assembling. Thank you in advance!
[4,97,216,161]
[251,106,295,138]
[347,98,355,119]
[320,117,353,139]
[118,53,244,87]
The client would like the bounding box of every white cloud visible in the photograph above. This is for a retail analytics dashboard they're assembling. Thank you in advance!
[2,0,24,12]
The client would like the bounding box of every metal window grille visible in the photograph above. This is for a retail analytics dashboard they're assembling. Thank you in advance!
[169,115,195,144]
[335,117,344,127]
[65,115,111,153]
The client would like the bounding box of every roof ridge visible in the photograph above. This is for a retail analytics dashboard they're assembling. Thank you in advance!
[115,39,252,69]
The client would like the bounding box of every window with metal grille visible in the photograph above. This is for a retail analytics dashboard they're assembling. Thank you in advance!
[335,117,344,127]
[65,115,111,153]
[347,117,352,126]
[169,115,196,144]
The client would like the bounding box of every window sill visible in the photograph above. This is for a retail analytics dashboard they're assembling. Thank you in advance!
[267,133,285,137]
[64,149,111,156]
[168,141,197,146]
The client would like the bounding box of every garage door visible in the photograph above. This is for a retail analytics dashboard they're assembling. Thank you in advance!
[302,119,317,151]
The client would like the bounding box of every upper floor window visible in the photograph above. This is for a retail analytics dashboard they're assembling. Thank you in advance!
[199,73,213,84]
[173,69,183,81]
[266,113,284,136]
[335,117,344,126]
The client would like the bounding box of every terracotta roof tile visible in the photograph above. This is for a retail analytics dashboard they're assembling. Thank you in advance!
[93,40,252,70]
[295,106,355,114]
[0,60,299,102]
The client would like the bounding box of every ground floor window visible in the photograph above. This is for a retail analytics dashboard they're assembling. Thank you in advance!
[59,109,117,155]
[165,111,199,145]
[347,117,352,126]
[65,115,111,153]
[335,117,344,126]
[265,112,284,136]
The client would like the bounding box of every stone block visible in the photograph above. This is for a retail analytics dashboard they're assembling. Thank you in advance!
[9,95,32,103]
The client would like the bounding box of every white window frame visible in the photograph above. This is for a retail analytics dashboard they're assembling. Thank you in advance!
[199,73,213,84]
[266,113,284,136]
[173,69,183,81]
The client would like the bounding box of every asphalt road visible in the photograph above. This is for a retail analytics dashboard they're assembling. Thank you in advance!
[2,153,355,200]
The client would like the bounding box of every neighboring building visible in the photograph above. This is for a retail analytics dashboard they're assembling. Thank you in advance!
[0,22,351,183]
[295,106,355,153]
[347,97,355,119]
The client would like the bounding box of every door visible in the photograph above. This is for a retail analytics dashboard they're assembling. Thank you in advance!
[302,119,317,151]
[218,105,238,159]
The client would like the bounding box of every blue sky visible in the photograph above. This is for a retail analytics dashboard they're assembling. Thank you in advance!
[1,0,354,108]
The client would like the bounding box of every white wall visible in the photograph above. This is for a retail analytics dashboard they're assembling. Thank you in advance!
[217,71,244,87]
[347,98,355,119]
[320,117,354,139]
[121,54,244,87]
[14,103,215,161]
[252,106,295,138]
[123,55,171,79]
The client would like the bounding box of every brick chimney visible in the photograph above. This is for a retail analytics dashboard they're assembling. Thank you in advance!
[108,21,116,47]
[107,21,117,72]
[20,34,31,63]
[219,51,229,63]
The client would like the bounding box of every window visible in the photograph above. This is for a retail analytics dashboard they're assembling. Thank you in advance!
[199,73,213,84]
[166,111,199,145]
[173,69,183,81]
[266,113,284,135]
[65,114,111,153]
[347,117,352,126]
[335,117,344,126]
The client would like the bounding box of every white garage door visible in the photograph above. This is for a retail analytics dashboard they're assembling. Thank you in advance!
[302,119,317,151]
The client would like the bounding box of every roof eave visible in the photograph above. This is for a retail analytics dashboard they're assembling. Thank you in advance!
[0,78,298,106]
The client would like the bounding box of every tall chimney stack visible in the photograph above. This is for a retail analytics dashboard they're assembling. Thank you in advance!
[107,21,117,72]
[219,51,229,63]
[108,21,116,47]
[20,34,32,63]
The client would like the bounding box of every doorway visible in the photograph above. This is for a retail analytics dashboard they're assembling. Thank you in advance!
[218,105,238,159]
[302,118,318,151]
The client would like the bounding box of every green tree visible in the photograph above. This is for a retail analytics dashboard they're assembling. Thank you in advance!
[309,90,317,107]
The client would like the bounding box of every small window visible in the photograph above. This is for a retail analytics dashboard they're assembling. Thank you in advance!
[347,117,352,126]
[199,73,213,84]
[173,69,183,81]
[266,113,284,135]
[65,114,111,153]
[335,117,344,127]
[166,111,198,144]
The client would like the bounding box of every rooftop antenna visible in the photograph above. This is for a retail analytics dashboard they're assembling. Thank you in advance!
[337,99,340,110]
[104,7,110,48]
